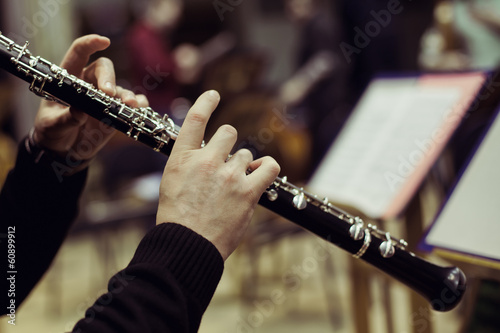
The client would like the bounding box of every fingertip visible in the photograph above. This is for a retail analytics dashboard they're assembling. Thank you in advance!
[89,34,111,50]
[263,156,281,176]
[207,90,220,101]
[72,34,110,53]
[103,81,116,96]
[136,94,150,108]
[270,158,281,177]
[123,93,139,108]
[98,35,111,43]
[250,156,281,177]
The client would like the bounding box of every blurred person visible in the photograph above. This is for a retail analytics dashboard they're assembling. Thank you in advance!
[102,0,205,199]
[421,0,500,71]
[281,0,350,175]
[461,0,500,69]
[336,0,414,101]
[0,34,279,332]
[418,0,471,71]
[126,0,203,122]
[418,0,500,70]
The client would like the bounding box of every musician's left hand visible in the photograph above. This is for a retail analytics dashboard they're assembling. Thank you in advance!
[32,34,148,172]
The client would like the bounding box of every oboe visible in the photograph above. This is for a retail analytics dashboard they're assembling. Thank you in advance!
[0,32,466,312]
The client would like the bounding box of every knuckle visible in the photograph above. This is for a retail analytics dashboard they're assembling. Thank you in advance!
[237,148,254,160]
[136,95,150,107]
[265,156,281,174]
[71,39,86,55]
[220,124,237,137]
[187,112,207,125]
[198,158,218,176]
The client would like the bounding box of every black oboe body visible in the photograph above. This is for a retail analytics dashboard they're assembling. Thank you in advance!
[0,32,466,311]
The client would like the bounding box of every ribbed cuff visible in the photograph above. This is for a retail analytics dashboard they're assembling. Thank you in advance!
[129,223,224,310]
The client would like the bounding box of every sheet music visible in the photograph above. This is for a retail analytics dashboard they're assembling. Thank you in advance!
[308,73,486,219]
[423,111,500,262]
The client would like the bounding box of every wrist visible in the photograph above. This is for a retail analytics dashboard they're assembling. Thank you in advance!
[26,128,93,178]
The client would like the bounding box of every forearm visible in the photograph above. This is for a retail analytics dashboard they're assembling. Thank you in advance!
[72,223,224,333]
[0,137,88,313]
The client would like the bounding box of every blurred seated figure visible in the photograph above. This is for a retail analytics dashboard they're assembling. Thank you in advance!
[281,0,351,176]
[419,0,500,70]
[126,0,202,121]
[91,0,200,209]
[418,0,471,71]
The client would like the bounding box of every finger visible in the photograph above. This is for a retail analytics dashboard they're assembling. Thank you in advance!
[115,86,139,108]
[36,101,86,134]
[83,57,116,96]
[136,94,150,108]
[172,90,220,153]
[204,124,238,161]
[227,148,253,172]
[247,156,281,193]
[60,34,111,77]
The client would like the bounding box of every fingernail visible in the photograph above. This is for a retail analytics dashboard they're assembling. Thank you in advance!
[208,90,220,100]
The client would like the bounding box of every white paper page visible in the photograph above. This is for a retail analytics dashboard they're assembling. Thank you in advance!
[308,77,465,218]
[424,112,500,261]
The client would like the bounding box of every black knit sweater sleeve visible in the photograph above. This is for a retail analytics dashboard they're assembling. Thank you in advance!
[0,138,88,314]
[1,139,225,331]
[72,223,224,333]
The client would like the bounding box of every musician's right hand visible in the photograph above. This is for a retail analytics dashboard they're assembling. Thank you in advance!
[32,34,148,174]
[156,90,281,261]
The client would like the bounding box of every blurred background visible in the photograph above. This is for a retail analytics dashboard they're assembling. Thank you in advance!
[1,0,500,332]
